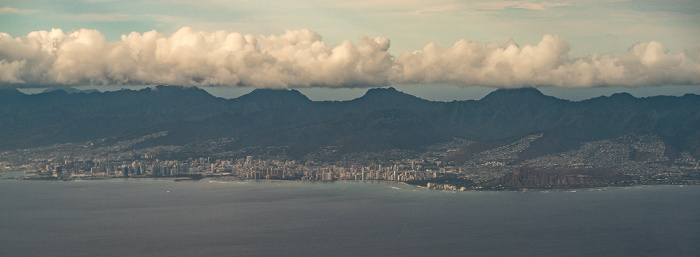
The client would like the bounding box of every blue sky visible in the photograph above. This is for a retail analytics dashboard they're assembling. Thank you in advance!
[1,0,699,99]
[3,0,698,55]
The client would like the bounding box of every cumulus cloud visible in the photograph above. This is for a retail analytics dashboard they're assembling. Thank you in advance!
[0,28,698,88]
[396,35,700,88]
[0,27,397,88]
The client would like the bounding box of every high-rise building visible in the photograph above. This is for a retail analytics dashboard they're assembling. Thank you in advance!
[245,156,253,167]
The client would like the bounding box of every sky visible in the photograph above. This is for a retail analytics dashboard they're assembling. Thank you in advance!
[1,0,699,100]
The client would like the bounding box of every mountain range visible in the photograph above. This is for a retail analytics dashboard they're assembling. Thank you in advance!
[1,85,699,163]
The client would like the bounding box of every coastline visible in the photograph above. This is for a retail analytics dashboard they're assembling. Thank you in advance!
[4,169,697,192]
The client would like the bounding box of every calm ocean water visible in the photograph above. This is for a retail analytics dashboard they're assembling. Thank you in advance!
[1,171,698,257]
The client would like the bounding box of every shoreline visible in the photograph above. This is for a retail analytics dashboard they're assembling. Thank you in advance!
[4,170,697,192]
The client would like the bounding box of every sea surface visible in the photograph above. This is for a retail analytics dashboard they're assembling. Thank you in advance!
[1,170,698,257]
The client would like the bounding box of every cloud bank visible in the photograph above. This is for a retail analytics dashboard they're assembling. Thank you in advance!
[397,35,700,88]
[1,28,699,88]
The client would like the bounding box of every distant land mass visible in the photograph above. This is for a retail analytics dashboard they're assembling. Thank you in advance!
[1,85,699,189]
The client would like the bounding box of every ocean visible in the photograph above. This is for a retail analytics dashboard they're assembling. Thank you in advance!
[1,170,698,257]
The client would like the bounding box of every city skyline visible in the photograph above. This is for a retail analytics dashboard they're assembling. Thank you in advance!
[2,85,699,189]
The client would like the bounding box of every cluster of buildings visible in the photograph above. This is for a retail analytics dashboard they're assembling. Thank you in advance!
[3,133,698,188]
[29,155,445,183]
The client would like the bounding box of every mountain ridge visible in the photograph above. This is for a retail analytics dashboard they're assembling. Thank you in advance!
[1,85,699,162]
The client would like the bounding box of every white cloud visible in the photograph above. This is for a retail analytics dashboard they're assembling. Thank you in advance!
[0,28,396,88]
[0,7,40,15]
[396,35,700,87]
[0,28,698,88]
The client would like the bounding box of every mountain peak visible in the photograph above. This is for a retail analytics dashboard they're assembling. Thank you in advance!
[365,86,399,94]
[358,87,419,100]
[482,87,544,99]
[609,92,635,99]
[151,85,208,93]
[479,87,562,104]
[349,87,431,111]
[42,87,99,94]
[110,85,218,104]
[586,92,637,103]
[239,88,311,102]
[231,88,311,112]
